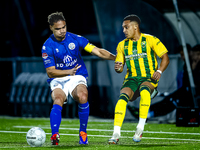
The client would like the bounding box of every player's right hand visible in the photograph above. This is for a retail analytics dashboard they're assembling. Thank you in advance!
[70,64,81,76]
[115,62,123,73]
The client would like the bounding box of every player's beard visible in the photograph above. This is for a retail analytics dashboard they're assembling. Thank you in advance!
[56,33,66,41]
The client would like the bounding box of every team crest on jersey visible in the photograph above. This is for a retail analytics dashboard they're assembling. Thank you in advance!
[124,46,128,50]
[141,41,146,48]
[68,43,75,50]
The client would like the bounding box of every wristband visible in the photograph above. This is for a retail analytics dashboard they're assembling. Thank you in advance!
[156,70,162,74]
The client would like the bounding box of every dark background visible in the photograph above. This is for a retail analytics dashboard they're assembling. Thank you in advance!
[2,0,200,58]
[1,0,100,57]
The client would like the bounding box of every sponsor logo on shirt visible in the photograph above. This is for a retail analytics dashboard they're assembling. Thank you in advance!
[44,59,51,65]
[125,49,147,61]
[56,55,77,68]
[42,53,48,59]
[63,55,73,63]
[125,53,147,61]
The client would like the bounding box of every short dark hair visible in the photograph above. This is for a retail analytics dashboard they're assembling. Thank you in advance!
[123,14,141,25]
[48,12,65,26]
[191,44,200,52]
[177,44,191,53]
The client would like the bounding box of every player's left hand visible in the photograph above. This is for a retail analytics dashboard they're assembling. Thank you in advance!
[152,71,161,80]
[70,64,81,76]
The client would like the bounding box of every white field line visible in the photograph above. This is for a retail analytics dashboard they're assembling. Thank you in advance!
[13,126,200,135]
[0,130,200,142]
[60,124,112,126]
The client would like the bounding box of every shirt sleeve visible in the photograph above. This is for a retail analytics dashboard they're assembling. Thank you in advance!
[74,34,90,49]
[73,34,95,53]
[41,45,55,68]
[150,36,168,58]
[115,41,125,64]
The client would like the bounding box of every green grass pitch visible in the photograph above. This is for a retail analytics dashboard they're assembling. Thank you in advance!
[0,117,199,150]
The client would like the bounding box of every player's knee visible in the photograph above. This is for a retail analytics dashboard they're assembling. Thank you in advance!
[139,85,151,93]
[52,89,66,106]
[77,91,88,104]
[53,96,65,106]
[119,93,129,103]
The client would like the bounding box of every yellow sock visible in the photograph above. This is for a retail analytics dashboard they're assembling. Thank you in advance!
[114,93,129,127]
[139,86,151,119]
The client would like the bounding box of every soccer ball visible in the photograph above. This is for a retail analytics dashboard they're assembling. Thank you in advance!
[26,127,46,147]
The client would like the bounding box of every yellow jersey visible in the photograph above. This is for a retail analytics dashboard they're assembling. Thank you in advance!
[115,33,168,79]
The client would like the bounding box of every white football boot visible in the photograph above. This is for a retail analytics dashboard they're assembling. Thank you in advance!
[108,132,120,144]
[133,127,143,142]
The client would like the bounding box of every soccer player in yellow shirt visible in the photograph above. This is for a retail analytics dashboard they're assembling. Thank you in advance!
[108,14,170,144]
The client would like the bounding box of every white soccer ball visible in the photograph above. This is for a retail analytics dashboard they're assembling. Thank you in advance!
[26,127,46,147]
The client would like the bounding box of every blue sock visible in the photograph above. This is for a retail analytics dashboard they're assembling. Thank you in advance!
[78,102,89,133]
[50,104,62,135]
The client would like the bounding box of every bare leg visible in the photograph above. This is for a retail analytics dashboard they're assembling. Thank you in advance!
[72,84,88,104]
[51,88,67,106]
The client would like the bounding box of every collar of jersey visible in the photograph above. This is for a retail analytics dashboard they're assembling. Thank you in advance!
[51,33,68,44]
